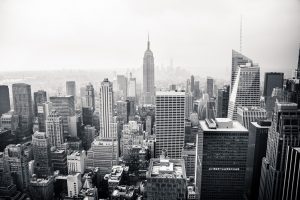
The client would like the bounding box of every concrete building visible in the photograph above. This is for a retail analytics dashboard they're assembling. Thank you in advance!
[185,92,193,120]
[237,106,267,129]
[67,150,86,174]
[146,151,187,200]
[50,96,75,136]
[66,81,76,98]
[282,147,300,200]
[67,173,82,198]
[142,36,155,105]
[117,75,128,99]
[51,148,68,175]
[228,63,260,120]
[0,110,19,135]
[33,90,47,116]
[244,120,271,200]
[0,85,10,116]
[81,83,95,110]
[197,118,248,200]
[182,143,196,178]
[127,73,136,99]
[216,85,230,118]
[46,110,64,149]
[155,91,185,159]
[116,100,129,123]
[36,101,53,132]
[81,125,96,151]
[258,102,300,200]
[32,131,52,177]
[105,165,129,192]
[29,176,54,200]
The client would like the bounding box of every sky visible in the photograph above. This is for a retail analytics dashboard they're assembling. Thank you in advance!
[0,0,299,79]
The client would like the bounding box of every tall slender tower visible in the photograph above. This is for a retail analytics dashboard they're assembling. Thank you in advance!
[0,85,10,116]
[99,78,115,139]
[46,110,64,149]
[142,35,155,104]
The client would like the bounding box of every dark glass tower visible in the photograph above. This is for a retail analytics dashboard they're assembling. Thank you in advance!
[33,90,47,116]
[0,85,10,116]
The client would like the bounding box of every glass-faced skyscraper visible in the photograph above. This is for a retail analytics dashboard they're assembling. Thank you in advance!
[0,85,10,116]
[142,36,155,105]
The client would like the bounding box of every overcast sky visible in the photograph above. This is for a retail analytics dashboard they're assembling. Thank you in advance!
[0,0,299,79]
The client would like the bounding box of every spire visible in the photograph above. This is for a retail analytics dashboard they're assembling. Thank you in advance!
[147,33,150,50]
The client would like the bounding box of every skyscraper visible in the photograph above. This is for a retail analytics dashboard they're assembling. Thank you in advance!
[66,81,76,97]
[185,92,193,119]
[117,75,128,99]
[36,101,53,132]
[12,83,33,138]
[191,75,195,93]
[237,106,267,129]
[228,63,260,120]
[258,102,300,200]
[99,78,115,139]
[127,73,136,99]
[155,91,185,159]
[0,85,10,116]
[206,77,214,98]
[50,96,75,136]
[46,110,64,149]
[33,90,47,116]
[245,120,271,200]
[32,131,52,177]
[193,81,201,99]
[295,46,300,79]
[231,50,253,92]
[81,83,95,110]
[216,85,230,118]
[142,35,155,105]
[197,118,248,200]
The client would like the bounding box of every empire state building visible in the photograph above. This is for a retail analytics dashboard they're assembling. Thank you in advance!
[142,35,155,104]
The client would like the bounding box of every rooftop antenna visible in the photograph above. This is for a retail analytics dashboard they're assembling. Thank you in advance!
[240,15,243,53]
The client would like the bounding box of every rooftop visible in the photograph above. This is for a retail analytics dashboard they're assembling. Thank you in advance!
[200,118,248,132]
[156,91,185,96]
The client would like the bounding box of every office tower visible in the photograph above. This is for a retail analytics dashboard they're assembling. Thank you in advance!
[127,97,136,118]
[0,85,10,116]
[258,102,300,200]
[282,147,300,200]
[206,77,214,98]
[46,110,64,149]
[33,90,47,116]
[50,96,75,136]
[216,85,230,118]
[67,173,82,198]
[185,92,193,119]
[116,100,129,123]
[36,101,52,132]
[99,78,116,139]
[32,131,52,177]
[117,75,128,99]
[182,143,196,178]
[295,46,300,79]
[237,106,267,129]
[51,148,68,175]
[67,115,77,137]
[29,176,54,200]
[67,150,86,174]
[0,111,19,135]
[206,98,216,120]
[82,107,93,126]
[245,120,271,200]
[228,63,260,120]
[191,75,195,92]
[197,118,248,200]
[81,125,96,151]
[142,35,155,105]
[81,83,95,109]
[4,144,30,191]
[127,73,137,98]
[193,81,201,99]
[86,138,118,175]
[231,50,253,92]
[146,151,187,200]
[12,83,33,138]
[145,115,152,134]
[66,81,76,97]
[155,91,185,159]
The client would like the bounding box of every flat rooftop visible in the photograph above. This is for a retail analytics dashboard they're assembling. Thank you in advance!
[148,158,186,179]
[156,91,185,96]
[200,119,248,132]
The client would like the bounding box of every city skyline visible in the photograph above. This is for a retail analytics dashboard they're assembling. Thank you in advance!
[0,0,299,79]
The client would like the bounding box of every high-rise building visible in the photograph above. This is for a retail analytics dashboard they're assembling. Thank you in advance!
[193,81,201,99]
[191,75,195,93]
[116,100,129,123]
[155,91,185,159]
[81,125,96,151]
[12,83,33,138]
[127,73,136,99]
[81,83,95,110]
[231,50,253,92]
[258,102,300,200]
[46,110,64,149]
[295,46,300,79]
[244,120,271,200]
[185,92,193,119]
[82,107,94,126]
[142,36,155,105]
[67,173,82,198]
[146,151,187,200]
[282,147,300,200]
[4,144,30,191]
[51,148,68,175]
[216,85,230,118]
[66,81,76,98]
[33,90,47,116]
[197,118,248,200]
[237,106,267,129]
[32,131,52,177]
[50,96,75,136]
[117,75,128,99]
[29,176,54,200]
[36,101,52,132]
[228,63,260,120]
[182,143,196,178]
[0,85,10,116]
[206,77,214,98]
[0,110,19,135]
[67,150,86,174]
[99,78,117,139]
